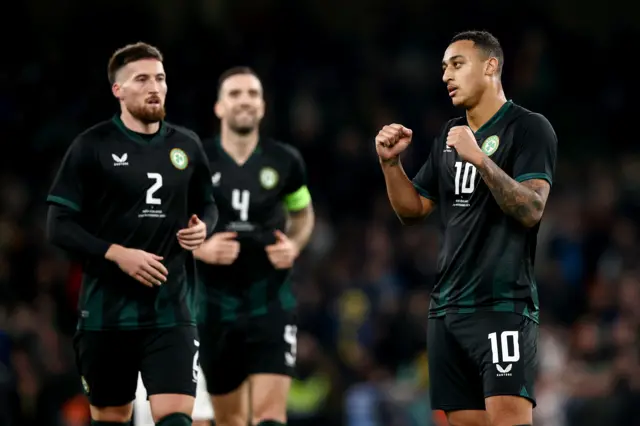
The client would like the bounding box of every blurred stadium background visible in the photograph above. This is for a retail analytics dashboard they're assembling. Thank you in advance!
[1,0,639,425]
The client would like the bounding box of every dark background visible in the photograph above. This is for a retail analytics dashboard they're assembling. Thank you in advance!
[1,1,639,425]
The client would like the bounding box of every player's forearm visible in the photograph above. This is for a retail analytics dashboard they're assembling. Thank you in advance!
[46,205,112,258]
[287,205,315,252]
[200,200,219,237]
[473,155,545,228]
[380,159,427,224]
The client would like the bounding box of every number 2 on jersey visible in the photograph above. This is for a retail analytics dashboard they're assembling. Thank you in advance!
[232,189,250,221]
[146,173,163,205]
[454,161,477,195]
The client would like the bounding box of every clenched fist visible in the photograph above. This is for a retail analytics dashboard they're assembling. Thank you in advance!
[446,126,484,165]
[177,214,207,251]
[375,124,413,162]
[265,230,299,269]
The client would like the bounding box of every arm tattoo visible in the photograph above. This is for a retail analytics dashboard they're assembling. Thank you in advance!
[475,156,550,227]
[381,157,400,166]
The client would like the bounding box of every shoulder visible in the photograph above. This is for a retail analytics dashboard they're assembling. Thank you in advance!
[510,105,556,135]
[70,119,116,154]
[262,138,305,164]
[165,122,202,146]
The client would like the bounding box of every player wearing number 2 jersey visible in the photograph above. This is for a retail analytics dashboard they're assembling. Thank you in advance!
[376,32,557,426]
[194,67,315,426]
[46,43,218,426]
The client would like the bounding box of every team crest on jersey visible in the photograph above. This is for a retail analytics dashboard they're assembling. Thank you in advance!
[481,135,500,156]
[259,167,279,189]
[170,148,189,170]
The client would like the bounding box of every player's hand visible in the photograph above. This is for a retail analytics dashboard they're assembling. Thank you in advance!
[265,230,299,269]
[177,215,207,251]
[446,126,484,165]
[195,232,240,265]
[105,244,168,287]
[375,124,413,162]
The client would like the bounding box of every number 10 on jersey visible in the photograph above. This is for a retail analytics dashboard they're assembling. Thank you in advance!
[454,161,477,195]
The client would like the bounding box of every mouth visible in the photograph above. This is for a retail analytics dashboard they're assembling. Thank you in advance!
[235,110,255,118]
[146,97,161,105]
[447,85,458,97]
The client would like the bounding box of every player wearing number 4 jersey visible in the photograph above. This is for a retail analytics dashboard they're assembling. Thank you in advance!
[377,31,557,426]
[46,43,218,426]
[194,67,315,426]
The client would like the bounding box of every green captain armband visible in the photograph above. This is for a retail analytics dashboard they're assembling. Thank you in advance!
[284,185,311,211]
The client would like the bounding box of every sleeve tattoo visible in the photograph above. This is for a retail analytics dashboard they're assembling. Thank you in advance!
[476,156,550,227]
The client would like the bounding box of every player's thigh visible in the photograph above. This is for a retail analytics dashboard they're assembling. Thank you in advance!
[210,380,250,426]
[73,330,139,420]
[427,317,486,415]
[245,311,296,422]
[198,321,249,397]
[139,326,199,420]
[449,312,537,425]
[249,374,291,424]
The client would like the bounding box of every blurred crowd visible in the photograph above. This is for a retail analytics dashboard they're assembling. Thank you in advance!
[1,1,639,425]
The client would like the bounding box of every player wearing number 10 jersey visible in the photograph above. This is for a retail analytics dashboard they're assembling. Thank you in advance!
[46,43,218,426]
[377,32,557,426]
[194,67,315,426]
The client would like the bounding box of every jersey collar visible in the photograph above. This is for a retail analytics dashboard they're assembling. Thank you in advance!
[112,115,167,146]
[214,135,262,166]
[473,100,513,137]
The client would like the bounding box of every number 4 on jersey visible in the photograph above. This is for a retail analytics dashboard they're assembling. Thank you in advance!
[232,189,250,221]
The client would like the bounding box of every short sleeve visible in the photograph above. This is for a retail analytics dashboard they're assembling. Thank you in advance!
[513,113,557,185]
[412,139,439,202]
[189,137,218,233]
[282,146,311,212]
[190,137,215,204]
[47,138,88,212]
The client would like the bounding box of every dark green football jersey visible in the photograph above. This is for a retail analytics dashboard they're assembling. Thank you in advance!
[412,101,557,323]
[198,137,311,323]
[47,116,216,330]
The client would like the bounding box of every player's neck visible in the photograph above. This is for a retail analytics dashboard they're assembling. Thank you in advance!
[119,110,160,134]
[220,127,259,165]
[466,89,508,133]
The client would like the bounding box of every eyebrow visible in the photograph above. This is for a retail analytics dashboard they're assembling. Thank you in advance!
[442,55,465,66]
[134,72,166,78]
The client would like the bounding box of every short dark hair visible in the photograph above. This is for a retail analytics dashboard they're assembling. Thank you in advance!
[107,42,163,85]
[451,30,504,74]
[217,66,259,96]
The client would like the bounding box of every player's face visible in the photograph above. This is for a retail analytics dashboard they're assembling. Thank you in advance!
[215,74,265,135]
[442,40,490,108]
[113,59,167,123]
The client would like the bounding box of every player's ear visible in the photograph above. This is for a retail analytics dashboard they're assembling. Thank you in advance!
[112,83,122,100]
[485,57,499,77]
[214,101,224,119]
[257,98,266,120]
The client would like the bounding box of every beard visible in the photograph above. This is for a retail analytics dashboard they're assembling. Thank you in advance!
[127,102,166,124]
[227,114,258,135]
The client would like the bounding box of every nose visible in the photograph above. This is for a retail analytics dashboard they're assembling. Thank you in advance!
[148,79,161,94]
[442,69,451,84]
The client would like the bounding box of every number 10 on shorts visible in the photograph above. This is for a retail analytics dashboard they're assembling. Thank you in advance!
[488,331,520,364]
